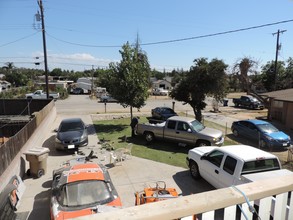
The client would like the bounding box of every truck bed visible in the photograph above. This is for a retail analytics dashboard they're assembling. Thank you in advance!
[242,169,293,183]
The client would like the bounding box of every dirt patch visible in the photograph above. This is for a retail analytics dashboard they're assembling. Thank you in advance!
[219,107,268,120]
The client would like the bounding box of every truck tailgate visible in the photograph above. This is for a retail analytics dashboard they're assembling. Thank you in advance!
[242,169,293,182]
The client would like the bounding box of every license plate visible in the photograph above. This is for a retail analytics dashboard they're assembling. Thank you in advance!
[283,143,288,147]
[68,145,75,149]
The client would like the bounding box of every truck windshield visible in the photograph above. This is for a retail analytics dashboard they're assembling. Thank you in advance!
[241,158,280,175]
[190,120,205,132]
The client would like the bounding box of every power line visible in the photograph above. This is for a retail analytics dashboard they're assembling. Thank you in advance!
[0,31,40,47]
[47,19,293,48]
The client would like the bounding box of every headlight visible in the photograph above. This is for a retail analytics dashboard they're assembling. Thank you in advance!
[81,132,88,140]
[213,137,221,142]
[55,137,61,143]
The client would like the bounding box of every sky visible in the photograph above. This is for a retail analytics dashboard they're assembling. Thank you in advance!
[0,0,293,72]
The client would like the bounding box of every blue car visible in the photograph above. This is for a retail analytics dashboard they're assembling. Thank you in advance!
[231,119,291,149]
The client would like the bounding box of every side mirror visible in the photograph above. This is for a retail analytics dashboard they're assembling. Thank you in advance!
[201,155,207,160]
[187,128,192,133]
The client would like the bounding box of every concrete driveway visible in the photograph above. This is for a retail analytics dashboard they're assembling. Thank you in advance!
[15,95,215,220]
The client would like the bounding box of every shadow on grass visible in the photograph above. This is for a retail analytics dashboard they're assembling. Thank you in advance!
[93,123,128,134]
[129,136,192,155]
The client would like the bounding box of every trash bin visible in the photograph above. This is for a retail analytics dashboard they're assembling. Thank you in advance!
[223,98,229,107]
[24,147,50,178]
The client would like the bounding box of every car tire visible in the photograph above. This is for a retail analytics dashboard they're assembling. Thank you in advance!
[249,104,254,109]
[232,129,239,137]
[189,161,201,179]
[37,169,44,178]
[196,140,210,147]
[144,132,154,143]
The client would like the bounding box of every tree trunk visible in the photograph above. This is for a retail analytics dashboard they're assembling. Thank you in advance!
[193,108,202,122]
[130,106,133,120]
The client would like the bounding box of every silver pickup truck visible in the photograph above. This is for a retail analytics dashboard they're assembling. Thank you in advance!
[136,116,224,146]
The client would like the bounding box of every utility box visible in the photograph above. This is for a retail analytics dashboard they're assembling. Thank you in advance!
[24,147,50,178]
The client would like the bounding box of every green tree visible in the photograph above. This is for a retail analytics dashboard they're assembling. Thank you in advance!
[261,60,285,91]
[108,42,151,119]
[170,58,228,121]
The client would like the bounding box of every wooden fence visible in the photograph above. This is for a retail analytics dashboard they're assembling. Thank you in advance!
[0,100,54,176]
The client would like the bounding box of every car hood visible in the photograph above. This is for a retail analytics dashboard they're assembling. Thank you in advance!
[265,131,290,140]
[52,204,121,220]
[199,127,223,138]
[58,130,84,140]
[189,146,217,157]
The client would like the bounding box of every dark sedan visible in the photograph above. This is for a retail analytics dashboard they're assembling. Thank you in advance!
[151,107,178,121]
[231,119,291,149]
[55,118,88,150]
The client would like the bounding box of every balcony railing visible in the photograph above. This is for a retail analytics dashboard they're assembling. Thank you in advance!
[77,173,293,220]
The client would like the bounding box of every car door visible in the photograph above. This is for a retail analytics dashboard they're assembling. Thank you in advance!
[246,122,260,141]
[217,155,238,187]
[163,120,178,142]
[173,121,194,144]
[199,150,224,189]
[236,121,251,138]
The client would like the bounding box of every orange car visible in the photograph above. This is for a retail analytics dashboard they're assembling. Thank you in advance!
[50,161,122,220]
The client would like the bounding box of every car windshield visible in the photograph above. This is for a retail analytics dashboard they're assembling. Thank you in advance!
[257,123,279,133]
[241,158,280,175]
[190,120,205,132]
[58,180,112,207]
[60,121,84,132]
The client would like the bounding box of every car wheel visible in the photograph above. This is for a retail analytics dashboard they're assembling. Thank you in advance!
[196,140,210,147]
[37,169,44,178]
[249,104,254,109]
[232,129,239,137]
[189,161,201,179]
[144,132,154,143]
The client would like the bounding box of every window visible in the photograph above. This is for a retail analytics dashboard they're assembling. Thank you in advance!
[177,122,189,131]
[206,150,224,167]
[167,120,176,129]
[242,158,280,174]
[223,156,237,175]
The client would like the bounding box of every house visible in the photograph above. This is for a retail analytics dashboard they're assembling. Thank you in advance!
[0,80,11,92]
[261,88,293,130]
[152,79,172,90]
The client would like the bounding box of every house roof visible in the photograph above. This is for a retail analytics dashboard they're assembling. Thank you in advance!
[261,88,293,102]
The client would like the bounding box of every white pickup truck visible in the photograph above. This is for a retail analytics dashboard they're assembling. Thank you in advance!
[186,145,292,189]
[25,90,60,100]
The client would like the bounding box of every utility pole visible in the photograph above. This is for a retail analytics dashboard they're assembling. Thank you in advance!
[272,29,286,91]
[37,0,49,99]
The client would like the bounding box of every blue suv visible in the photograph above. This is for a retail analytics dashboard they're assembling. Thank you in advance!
[231,119,291,149]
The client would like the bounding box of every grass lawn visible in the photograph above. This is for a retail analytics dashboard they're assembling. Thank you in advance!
[93,116,238,169]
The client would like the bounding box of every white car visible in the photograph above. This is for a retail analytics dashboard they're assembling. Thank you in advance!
[152,88,168,96]
[100,94,117,102]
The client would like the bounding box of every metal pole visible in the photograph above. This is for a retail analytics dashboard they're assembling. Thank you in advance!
[38,0,49,99]
[272,29,286,91]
